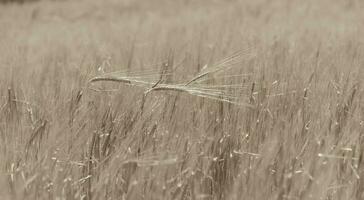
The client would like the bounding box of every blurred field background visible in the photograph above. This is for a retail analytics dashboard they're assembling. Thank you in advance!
[1,0,364,199]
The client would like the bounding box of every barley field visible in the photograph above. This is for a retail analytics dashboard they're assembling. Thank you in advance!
[0,0,364,199]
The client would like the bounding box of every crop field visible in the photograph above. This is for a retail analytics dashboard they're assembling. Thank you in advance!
[0,0,364,199]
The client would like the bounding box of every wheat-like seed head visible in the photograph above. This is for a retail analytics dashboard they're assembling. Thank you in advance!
[89,50,256,107]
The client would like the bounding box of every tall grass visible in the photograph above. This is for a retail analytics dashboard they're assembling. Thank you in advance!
[0,0,364,199]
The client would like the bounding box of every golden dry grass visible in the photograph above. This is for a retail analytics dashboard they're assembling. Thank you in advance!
[0,0,364,199]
